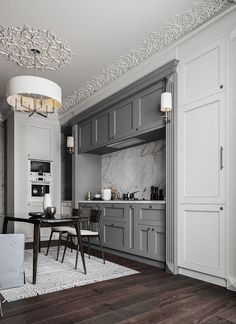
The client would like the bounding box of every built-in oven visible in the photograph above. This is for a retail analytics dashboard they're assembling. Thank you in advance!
[28,160,52,181]
[29,181,52,201]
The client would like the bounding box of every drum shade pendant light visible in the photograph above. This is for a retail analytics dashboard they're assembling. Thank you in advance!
[6,49,62,117]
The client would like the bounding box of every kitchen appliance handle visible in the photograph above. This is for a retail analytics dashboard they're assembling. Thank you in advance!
[220,146,224,170]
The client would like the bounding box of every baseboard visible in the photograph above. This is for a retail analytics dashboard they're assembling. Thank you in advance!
[178,267,227,287]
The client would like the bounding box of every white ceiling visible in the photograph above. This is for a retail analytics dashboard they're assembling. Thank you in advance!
[0,0,194,107]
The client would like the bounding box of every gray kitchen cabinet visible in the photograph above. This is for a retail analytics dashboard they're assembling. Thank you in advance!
[102,220,128,251]
[136,203,165,227]
[94,109,111,146]
[135,81,165,132]
[111,97,137,140]
[78,119,93,152]
[135,224,165,261]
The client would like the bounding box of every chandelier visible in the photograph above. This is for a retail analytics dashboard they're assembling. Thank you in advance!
[6,49,62,117]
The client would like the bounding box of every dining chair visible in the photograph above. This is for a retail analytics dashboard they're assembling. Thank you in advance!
[45,208,82,260]
[61,209,105,269]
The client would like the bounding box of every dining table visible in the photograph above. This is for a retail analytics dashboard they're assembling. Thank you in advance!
[2,213,88,284]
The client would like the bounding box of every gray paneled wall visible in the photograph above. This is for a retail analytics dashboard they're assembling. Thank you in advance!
[102,140,166,200]
[0,121,4,231]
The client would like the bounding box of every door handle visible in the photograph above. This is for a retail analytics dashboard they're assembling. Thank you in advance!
[220,146,224,170]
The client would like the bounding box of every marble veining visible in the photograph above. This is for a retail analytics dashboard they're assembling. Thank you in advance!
[102,140,165,200]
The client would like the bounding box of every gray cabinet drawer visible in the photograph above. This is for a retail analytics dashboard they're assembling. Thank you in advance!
[103,221,128,251]
[136,204,165,226]
[103,204,127,223]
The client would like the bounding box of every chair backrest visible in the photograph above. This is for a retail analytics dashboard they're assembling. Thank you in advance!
[72,208,82,217]
[0,234,25,290]
[89,209,103,224]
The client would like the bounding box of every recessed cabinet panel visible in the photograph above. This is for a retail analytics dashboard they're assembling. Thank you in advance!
[112,98,135,140]
[179,38,225,105]
[28,125,53,160]
[179,94,225,203]
[178,204,225,277]
[103,221,127,250]
[137,81,165,132]
[137,204,165,226]
[94,111,110,146]
[78,120,93,152]
[103,204,126,223]
[137,225,149,253]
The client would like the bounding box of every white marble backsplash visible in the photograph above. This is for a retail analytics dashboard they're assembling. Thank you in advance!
[102,140,166,200]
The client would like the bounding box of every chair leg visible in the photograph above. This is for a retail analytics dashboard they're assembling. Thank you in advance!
[70,236,73,252]
[39,229,41,253]
[87,237,91,258]
[0,299,6,319]
[45,230,53,256]
[98,234,105,264]
[75,239,80,269]
[61,234,69,263]
[24,271,26,284]
[56,232,62,261]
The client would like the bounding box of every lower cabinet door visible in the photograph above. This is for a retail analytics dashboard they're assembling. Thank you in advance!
[178,204,225,277]
[135,224,165,261]
[103,221,128,251]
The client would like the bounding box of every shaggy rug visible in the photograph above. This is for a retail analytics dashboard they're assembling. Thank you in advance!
[0,247,138,302]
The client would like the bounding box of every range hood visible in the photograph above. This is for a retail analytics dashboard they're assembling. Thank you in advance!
[107,138,145,150]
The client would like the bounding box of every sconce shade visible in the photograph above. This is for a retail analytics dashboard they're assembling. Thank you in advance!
[161,92,172,112]
[67,136,74,148]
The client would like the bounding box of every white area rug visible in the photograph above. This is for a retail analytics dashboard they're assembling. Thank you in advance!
[0,247,138,302]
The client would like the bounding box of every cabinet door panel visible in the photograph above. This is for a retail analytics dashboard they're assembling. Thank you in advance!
[178,204,225,277]
[28,124,53,160]
[78,120,93,152]
[136,81,165,132]
[136,224,150,254]
[149,226,166,262]
[112,98,135,140]
[103,221,127,250]
[136,204,165,226]
[103,204,126,223]
[94,110,111,146]
[179,37,225,105]
[179,94,225,203]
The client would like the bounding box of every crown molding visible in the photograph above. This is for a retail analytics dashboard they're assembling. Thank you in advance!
[60,0,234,116]
[0,24,73,71]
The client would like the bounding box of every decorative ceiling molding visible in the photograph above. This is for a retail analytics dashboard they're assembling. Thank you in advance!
[61,0,234,114]
[0,24,73,70]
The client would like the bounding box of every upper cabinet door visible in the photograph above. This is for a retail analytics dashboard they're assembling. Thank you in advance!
[178,93,225,204]
[111,97,136,140]
[94,110,111,146]
[179,37,225,106]
[28,124,53,160]
[136,81,165,132]
[78,119,93,152]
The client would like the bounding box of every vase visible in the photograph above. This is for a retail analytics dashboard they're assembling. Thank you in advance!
[43,194,52,214]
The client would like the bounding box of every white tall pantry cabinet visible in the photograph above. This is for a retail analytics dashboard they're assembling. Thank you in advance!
[177,32,229,286]
[6,112,61,242]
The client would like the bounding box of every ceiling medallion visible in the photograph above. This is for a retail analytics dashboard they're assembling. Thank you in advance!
[0,24,72,70]
[61,0,233,114]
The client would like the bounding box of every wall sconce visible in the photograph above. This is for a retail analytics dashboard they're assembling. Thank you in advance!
[67,136,74,154]
[161,92,172,123]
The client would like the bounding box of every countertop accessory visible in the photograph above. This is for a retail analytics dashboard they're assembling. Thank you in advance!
[45,206,56,219]
[101,189,111,201]
[43,193,52,214]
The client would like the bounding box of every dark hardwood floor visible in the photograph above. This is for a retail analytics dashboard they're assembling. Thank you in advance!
[1,248,236,324]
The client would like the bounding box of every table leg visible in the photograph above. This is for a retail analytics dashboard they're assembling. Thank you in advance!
[2,217,8,234]
[75,221,86,274]
[33,223,40,284]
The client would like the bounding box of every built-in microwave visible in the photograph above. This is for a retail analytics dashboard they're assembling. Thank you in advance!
[28,181,52,201]
[28,160,52,181]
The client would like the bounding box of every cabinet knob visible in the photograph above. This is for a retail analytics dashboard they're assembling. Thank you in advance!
[149,205,152,209]
[220,207,223,210]
[136,128,139,131]
[147,227,150,231]
[220,85,224,89]
[152,228,154,231]
[112,223,114,226]
[130,205,132,208]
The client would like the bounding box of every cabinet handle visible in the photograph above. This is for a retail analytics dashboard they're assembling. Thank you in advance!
[152,228,154,231]
[220,146,224,170]
[220,85,224,89]
[220,207,224,211]
[130,205,132,208]
[112,223,114,226]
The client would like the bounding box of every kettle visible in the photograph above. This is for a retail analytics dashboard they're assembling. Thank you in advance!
[101,189,111,201]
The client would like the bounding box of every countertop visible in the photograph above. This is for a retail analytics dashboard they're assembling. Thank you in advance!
[78,200,166,204]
